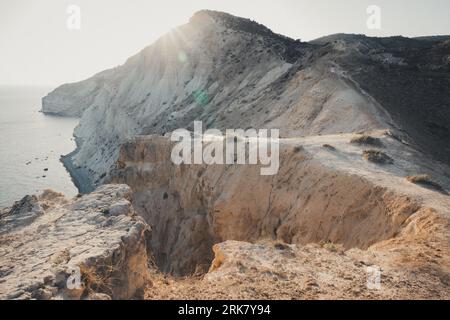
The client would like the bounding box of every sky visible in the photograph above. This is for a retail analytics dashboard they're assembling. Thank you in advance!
[0,0,449,86]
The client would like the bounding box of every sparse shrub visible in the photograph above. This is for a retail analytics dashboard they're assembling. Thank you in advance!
[406,174,445,192]
[351,134,383,147]
[362,150,393,164]
[274,242,289,251]
[322,144,336,151]
[293,146,303,153]
[406,174,431,184]
[117,160,126,169]
[321,241,344,253]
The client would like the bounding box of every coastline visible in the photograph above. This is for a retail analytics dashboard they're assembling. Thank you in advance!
[41,99,94,195]
[60,139,94,194]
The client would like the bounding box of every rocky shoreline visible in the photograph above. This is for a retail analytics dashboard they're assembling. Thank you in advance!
[60,138,94,195]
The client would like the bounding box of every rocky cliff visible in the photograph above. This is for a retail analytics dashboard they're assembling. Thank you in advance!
[43,10,400,189]
[3,177,449,299]
[33,10,450,299]
[42,11,450,187]
[0,185,150,300]
[109,132,450,292]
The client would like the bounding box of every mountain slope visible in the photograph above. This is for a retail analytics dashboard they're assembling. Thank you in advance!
[43,12,450,189]
[42,10,396,188]
[315,34,450,164]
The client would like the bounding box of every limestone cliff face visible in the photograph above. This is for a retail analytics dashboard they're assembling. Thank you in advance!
[0,185,150,300]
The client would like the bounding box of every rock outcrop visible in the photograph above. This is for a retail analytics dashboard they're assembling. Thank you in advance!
[0,185,150,300]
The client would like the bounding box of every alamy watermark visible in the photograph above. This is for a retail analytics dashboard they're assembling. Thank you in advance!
[66,265,82,290]
[67,5,81,30]
[367,5,382,30]
[170,121,280,176]
[366,265,382,290]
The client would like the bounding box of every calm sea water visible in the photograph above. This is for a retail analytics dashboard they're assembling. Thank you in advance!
[0,86,79,208]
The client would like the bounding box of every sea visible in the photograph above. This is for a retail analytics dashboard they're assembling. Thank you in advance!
[0,86,79,208]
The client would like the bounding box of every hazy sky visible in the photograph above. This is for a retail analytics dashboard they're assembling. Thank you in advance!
[1,0,449,86]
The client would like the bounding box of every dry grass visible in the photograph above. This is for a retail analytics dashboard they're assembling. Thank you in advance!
[362,150,393,164]
[80,265,114,296]
[79,258,125,297]
[351,134,383,147]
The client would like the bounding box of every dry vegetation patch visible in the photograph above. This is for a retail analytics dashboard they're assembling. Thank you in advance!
[406,174,446,193]
[351,134,384,147]
[320,241,344,253]
[322,144,336,151]
[362,150,393,164]
[293,145,303,153]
